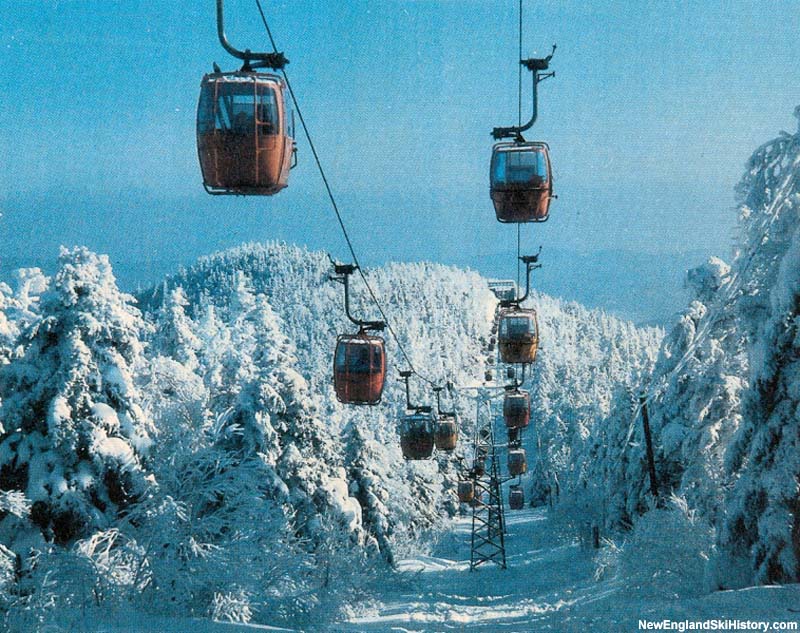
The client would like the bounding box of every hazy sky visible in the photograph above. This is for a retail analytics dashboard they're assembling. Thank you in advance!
[1,1,799,302]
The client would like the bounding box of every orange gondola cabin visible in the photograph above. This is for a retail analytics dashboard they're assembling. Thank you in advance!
[333,332,386,405]
[197,72,295,195]
[503,390,531,429]
[498,308,539,365]
[490,142,553,223]
[434,417,458,452]
[457,480,475,503]
[473,456,486,478]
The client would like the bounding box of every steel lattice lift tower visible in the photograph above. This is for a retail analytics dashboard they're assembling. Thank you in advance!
[469,392,508,570]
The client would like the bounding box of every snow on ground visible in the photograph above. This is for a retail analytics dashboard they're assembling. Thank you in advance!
[337,508,800,633]
[40,509,800,632]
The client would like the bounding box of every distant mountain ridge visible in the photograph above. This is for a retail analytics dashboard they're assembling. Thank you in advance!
[2,241,708,327]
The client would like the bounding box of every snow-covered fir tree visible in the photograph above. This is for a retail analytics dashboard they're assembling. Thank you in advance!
[719,109,800,585]
[0,247,154,548]
[572,107,800,590]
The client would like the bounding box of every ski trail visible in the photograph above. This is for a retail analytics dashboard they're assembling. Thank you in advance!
[336,508,596,631]
[336,508,800,632]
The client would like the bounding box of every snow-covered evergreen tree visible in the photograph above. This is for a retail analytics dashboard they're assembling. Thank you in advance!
[0,285,14,368]
[0,247,153,546]
[579,107,800,589]
[0,268,48,366]
[720,109,800,585]
[343,419,394,564]
[152,286,201,372]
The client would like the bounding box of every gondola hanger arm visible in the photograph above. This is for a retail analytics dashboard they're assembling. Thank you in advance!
[492,44,557,141]
[216,0,288,69]
[328,257,385,331]
[499,247,543,307]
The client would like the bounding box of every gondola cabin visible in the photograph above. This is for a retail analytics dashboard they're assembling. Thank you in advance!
[197,72,294,195]
[507,427,521,447]
[333,333,386,405]
[473,457,486,478]
[434,418,458,451]
[457,480,475,503]
[399,411,436,460]
[503,390,531,429]
[508,449,528,476]
[490,142,552,223]
[498,309,539,364]
[509,486,525,510]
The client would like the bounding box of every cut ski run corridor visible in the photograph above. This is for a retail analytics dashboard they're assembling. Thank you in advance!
[335,508,800,633]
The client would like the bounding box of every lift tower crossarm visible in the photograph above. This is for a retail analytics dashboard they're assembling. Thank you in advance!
[492,44,556,141]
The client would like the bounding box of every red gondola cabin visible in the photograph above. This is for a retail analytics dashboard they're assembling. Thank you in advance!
[503,390,531,429]
[197,72,294,195]
[400,412,436,460]
[490,142,553,223]
[498,309,539,365]
[333,333,386,405]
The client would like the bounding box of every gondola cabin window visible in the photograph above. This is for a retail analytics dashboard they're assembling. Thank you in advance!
[492,147,548,186]
[335,339,382,374]
[198,79,279,134]
[500,315,536,338]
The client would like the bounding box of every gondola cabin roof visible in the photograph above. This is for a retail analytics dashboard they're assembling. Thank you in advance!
[401,410,436,430]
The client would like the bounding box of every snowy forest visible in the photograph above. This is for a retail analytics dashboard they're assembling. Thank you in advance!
[0,115,799,630]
